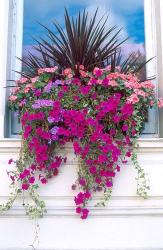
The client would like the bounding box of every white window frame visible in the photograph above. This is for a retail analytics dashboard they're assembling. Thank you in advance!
[0,0,23,138]
[0,0,163,139]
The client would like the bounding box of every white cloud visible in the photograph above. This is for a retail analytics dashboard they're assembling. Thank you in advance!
[84,4,128,41]
[24,0,144,53]
[86,0,143,12]
[26,0,143,18]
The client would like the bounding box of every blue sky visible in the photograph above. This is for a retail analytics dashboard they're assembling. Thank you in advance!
[23,0,144,46]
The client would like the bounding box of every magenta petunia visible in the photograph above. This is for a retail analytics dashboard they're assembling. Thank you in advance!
[22,183,29,190]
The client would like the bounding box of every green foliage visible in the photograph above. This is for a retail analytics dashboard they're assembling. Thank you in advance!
[131,144,150,199]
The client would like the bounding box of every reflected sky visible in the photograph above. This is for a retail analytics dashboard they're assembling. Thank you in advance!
[23,0,145,46]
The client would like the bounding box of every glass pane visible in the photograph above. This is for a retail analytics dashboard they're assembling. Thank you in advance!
[10,0,156,136]
[23,0,145,66]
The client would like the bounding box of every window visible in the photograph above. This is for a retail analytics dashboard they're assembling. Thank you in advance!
[5,0,162,137]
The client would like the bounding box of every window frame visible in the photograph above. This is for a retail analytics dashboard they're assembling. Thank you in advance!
[0,0,163,138]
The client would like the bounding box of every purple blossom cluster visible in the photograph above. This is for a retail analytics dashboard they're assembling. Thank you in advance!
[32,99,54,109]
[43,80,63,93]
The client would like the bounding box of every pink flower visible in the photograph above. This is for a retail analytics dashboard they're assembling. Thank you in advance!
[8,159,13,164]
[74,192,84,205]
[29,176,35,184]
[108,80,118,87]
[23,88,29,93]
[124,81,133,89]
[98,155,108,163]
[16,77,28,84]
[19,169,30,180]
[127,94,139,104]
[158,98,163,108]
[106,181,113,188]
[38,67,58,74]
[9,95,17,101]
[89,166,97,174]
[112,115,121,123]
[31,76,39,83]
[121,103,133,116]
[105,65,111,71]
[62,68,72,76]
[81,208,89,219]
[134,89,146,98]
[73,95,80,101]
[22,183,29,190]
[141,80,154,89]
[116,165,121,172]
[76,207,82,214]
[88,78,97,85]
[26,83,33,89]
[110,128,116,136]
[126,151,132,157]
[41,178,47,184]
[93,67,103,77]
[23,125,32,139]
[122,124,129,132]
[80,70,87,77]
[80,86,91,95]
[150,100,155,106]
[38,69,44,74]
[84,191,91,199]
[67,74,73,78]
[132,129,137,136]
[95,177,101,184]
[73,142,82,154]
[79,178,86,186]
[12,87,20,94]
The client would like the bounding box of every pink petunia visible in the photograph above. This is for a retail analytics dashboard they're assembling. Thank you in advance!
[29,176,35,184]
[8,159,13,164]
[22,183,29,190]
[81,208,89,219]
[76,206,82,214]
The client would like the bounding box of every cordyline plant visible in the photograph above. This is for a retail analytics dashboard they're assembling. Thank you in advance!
[1,9,163,220]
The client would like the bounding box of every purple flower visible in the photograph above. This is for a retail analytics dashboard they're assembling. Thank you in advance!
[47,116,55,123]
[48,115,62,123]
[51,134,59,141]
[65,79,72,85]
[50,126,59,135]
[54,80,62,86]
[19,99,27,106]
[79,178,86,186]
[44,80,62,93]
[32,99,54,109]
[43,82,53,93]
[50,126,59,141]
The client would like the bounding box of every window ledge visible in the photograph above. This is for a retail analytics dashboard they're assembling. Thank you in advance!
[0,138,163,153]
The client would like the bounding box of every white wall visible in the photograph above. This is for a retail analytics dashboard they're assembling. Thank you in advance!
[0,140,163,250]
